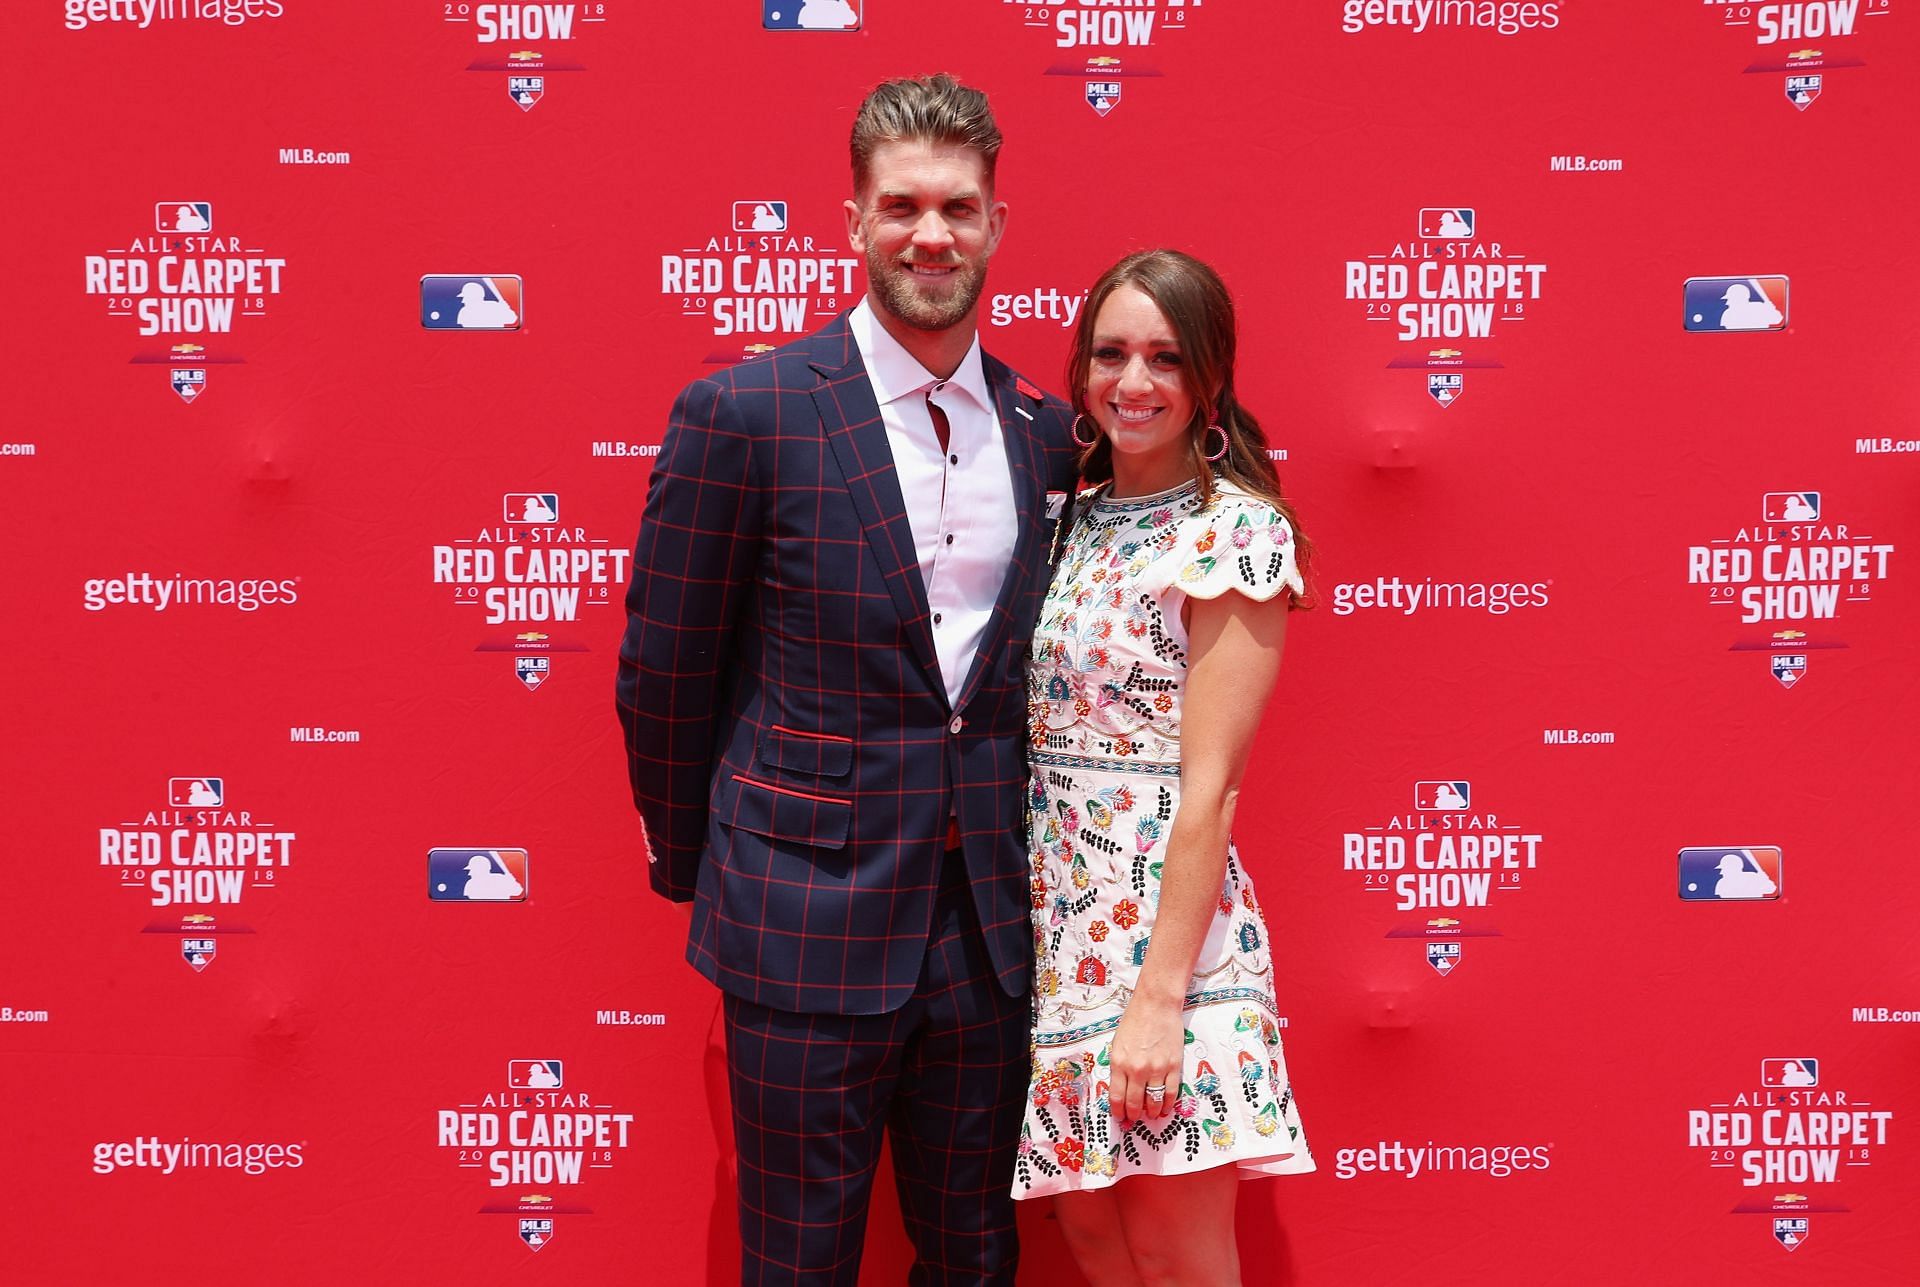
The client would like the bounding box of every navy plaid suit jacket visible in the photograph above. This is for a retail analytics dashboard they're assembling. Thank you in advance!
[617,313,1078,1016]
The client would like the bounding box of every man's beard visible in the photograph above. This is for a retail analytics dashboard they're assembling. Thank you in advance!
[866,246,988,333]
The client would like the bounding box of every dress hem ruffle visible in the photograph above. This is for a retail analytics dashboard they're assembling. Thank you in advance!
[1015,1149,1317,1201]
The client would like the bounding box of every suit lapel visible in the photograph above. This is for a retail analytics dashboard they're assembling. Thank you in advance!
[954,359,1047,710]
[809,327,945,691]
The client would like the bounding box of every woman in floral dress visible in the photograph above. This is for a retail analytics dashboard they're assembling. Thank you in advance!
[1013,250,1314,1286]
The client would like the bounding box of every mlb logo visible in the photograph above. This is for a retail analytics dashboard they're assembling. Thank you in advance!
[1428,373,1462,407]
[1763,491,1820,523]
[1426,941,1460,975]
[427,848,530,902]
[155,201,212,233]
[516,656,550,690]
[508,1059,564,1089]
[508,76,544,110]
[1415,781,1470,811]
[1761,1058,1820,1088]
[519,1218,555,1251]
[1786,74,1821,110]
[504,493,560,524]
[421,275,523,330]
[1086,82,1121,116]
[181,938,216,972]
[733,201,788,233]
[1773,1217,1809,1251]
[1677,847,1783,901]
[169,777,224,807]
[1771,654,1806,688]
[1683,276,1789,332]
[762,0,861,30]
[1419,208,1475,240]
[170,368,206,403]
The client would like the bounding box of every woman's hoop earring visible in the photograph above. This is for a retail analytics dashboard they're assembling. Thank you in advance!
[1203,424,1230,462]
[1071,414,1100,449]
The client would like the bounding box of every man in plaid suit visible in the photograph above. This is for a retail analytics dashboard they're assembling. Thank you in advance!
[617,75,1077,1284]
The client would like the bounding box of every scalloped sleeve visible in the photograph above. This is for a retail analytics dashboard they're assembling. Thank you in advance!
[1168,498,1304,604]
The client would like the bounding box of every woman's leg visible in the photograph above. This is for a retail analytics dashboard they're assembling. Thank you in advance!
[1114,1165,1243,1287]
[1053,1187,1147,1287]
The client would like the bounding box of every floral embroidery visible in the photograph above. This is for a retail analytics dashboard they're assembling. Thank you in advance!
[1015,480,1310,1198]
[1179,556,1218,583]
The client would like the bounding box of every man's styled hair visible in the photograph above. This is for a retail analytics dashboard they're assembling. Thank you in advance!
[849,73,1003,196]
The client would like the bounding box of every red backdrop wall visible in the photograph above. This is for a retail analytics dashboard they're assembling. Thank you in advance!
[8,2,1919,1283]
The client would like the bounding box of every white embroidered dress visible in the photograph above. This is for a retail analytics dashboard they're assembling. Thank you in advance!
[1013,477,1314,1197]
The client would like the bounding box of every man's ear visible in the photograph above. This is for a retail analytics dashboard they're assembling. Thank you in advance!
[844,197,866,254]
[985,197,1008,258]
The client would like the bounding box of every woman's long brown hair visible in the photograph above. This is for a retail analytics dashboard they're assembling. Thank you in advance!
[1067,248,1314,589]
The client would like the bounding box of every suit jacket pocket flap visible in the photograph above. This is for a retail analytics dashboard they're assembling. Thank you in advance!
[759,725,854,779]
[722,775,851,850]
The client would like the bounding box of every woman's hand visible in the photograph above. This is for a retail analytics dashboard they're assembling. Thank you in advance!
[1107,996,1185,1122]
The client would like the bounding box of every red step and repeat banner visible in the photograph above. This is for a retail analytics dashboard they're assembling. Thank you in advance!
[8,2,1919,1283]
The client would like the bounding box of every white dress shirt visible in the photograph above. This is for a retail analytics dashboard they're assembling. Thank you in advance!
[850,300,1018,708]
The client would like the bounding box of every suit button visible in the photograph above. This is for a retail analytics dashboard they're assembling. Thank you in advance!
[949,716,964,735]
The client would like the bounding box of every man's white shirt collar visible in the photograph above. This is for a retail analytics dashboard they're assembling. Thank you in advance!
[850,299,991,414]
